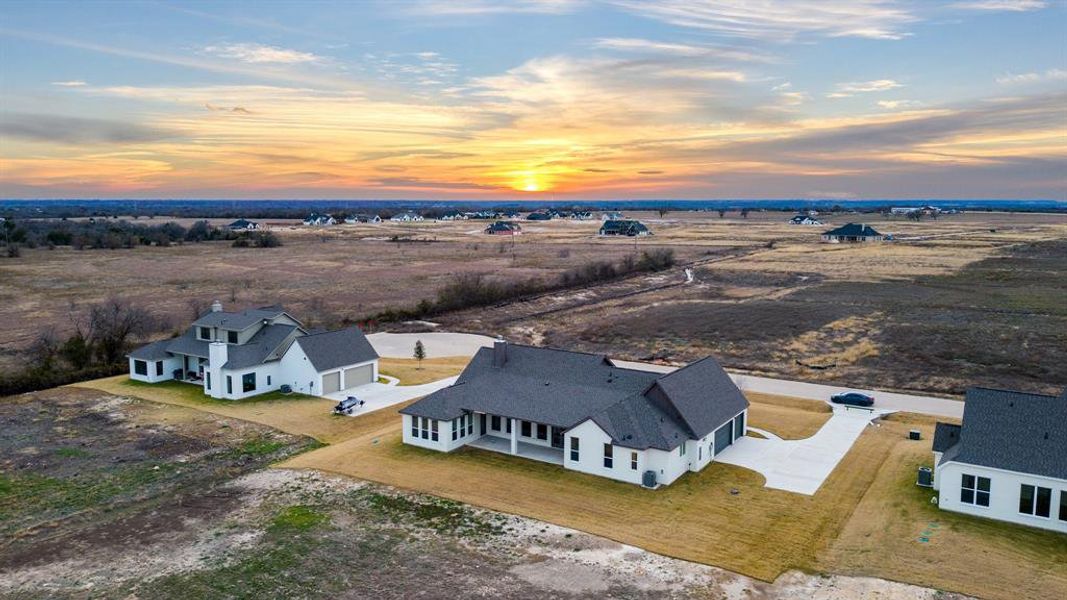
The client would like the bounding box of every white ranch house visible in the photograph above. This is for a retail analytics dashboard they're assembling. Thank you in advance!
[401,342,748,488]
[932,387,1066,533]
[127,303,379,400]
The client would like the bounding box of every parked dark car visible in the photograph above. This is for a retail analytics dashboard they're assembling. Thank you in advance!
[831,391,875,407]
[334,396,364,415]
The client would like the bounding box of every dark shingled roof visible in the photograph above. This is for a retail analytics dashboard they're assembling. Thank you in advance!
[932,422,962,453]
[192,305,291,330]
[295,327,378,372]
[160,328,210,358]
[939,387,1067,480]
[128,339,173,361]
[822,223,882,237]
[402,344,748,451]
[222,324,301,370]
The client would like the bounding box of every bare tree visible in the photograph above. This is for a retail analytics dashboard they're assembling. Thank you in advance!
[26,327,60,370]
[188,298,207,321]
[88,298,154,365]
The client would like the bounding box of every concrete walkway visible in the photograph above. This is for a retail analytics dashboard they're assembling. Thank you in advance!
[367,332,494,358]
[323,376,458,416]
[716,405,891,495]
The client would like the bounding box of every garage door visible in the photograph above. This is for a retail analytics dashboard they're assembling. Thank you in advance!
[343,364,374,388]
[714,422,733,455]
[322,371,341,394]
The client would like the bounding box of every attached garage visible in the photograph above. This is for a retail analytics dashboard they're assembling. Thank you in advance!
[343,363,374,387]
[714,422,733,455]
[322,371,341,394]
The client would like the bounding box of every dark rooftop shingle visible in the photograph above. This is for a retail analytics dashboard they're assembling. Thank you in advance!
[295,327,378,372]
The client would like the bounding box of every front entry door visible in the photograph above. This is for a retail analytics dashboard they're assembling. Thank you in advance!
[550,426,564,449]
[480,414,487,435]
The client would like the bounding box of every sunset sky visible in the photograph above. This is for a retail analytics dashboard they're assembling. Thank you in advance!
[1,0,1064,200]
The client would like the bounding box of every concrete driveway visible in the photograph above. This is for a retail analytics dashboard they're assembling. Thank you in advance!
[714,405,890,495]
[323,376,458,416]
[366,332,494,359]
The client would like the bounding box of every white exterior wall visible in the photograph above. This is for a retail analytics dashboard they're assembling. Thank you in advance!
[215,363,282,401]
[564,420,646,486]
[128,355,180,384]
[644,446,689,486]
[276,343,324,395]
[402,414,451,451]
[936,461,1067,534]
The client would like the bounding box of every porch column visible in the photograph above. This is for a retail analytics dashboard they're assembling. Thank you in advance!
[510,418,518,455]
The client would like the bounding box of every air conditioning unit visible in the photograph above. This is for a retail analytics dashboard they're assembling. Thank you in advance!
[642,470,657,488]
[917,466,933,488]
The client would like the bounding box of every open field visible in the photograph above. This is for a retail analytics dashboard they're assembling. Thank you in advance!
[379,356,471,385]
[745,392,833,439]
[3,210,1064,396]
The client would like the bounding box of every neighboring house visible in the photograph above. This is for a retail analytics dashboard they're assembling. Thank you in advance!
[789,215,823,225]
[400,342,748,488]
[601,211,624,221]
[227,219,260,231]
[467,210,501,220]
[485,221,522,236]
[821,223,883,243]
[127,302,379,400]
[303,213,335,226]
[347,213,381,223]
[526,211,553,221]
[439,211,468,221]
[571,211,593,220]
[502,211,522,219]
[599,219,652,237]
[390,212,424,222]
[932,387,1067,533]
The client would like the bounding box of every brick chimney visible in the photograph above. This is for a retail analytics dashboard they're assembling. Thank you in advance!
[493,339,508,367]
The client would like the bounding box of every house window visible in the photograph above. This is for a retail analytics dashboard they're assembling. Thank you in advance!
[1059,491,1067,521]
[420,417,429,440]
[679,443,686,457]
[227,331,238,344]
[491,415,501,431]
[242,372,256,393]
[521,421,531,438]
[569,437,579,461]
[603,443,613,468]
[631,451,638,470]
[412,417,419,438]
[199,326,211,340]
[267,375,271,386]
[431,419,439,442]
[226,375,232,395]
[451,418,458,441]
[1020,484,1052,517]
[960,474,990,507]
[206,372,211,390]
[133,360,147,376]
[506,418,512,434]
[155,361,164,376]
[536,424,547,440]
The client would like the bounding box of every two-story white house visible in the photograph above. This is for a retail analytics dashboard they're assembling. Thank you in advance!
[400,341,749,488]
[127,302,379,400]
[932,387,1067,533]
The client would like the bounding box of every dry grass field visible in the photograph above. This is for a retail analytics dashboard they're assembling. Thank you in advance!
[379,356,470,385]
[745,392,833,439]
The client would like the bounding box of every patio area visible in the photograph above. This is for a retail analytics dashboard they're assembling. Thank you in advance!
[467,435,564,466]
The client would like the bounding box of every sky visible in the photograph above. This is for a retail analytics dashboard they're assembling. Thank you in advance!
[0,0,1064,200]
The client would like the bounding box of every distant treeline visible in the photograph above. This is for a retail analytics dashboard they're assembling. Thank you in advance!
[368,248,676,324]
[0,218,278,251]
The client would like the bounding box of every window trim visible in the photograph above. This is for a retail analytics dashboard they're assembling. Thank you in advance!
[1019,483,1053,518]
[133,359,148,376]
[242,372,256,393]
[198,326,212,341]
[155,361,164,376]
[960,473,991,507]
[521,420,531,438]
[536,423,548,441]
[569,436,579,462]
[631,451,638,471]
[1059,489,1067,522]
[491,415,501,431]
[227,330,238,344]
[226,375,232,395]
[603,443,613,469]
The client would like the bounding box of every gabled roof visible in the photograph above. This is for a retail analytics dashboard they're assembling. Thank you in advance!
[228,218,257,228]
[939,387,1067,480]
[932,422,961,453]
[128,338,173,361]
[222,324,303,369]
[823,223,881,237]
[295,326,379,372]
[192,305,292,330]
[160,328,210,358]
[401,344,747,451]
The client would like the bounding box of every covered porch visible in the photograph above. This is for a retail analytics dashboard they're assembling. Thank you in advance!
[467,435,564,466]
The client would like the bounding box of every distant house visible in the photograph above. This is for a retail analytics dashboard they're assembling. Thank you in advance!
[390,212,424,222]
[227,219,260,232]
[503,211,521,219]
[127,303,379,400]
[789,215,823,226]
[485,221,522,236]
[439,211,468,221]
[571,211,593,220]
[400,342,749,488]
[821,223,883,243]
[932,387,1066,533]
[526,211,553,221]
[346,213,381,223]
[467,210,501,220]
[601,211,625,221]
[599,219,651,237]
[303,213,335,226]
